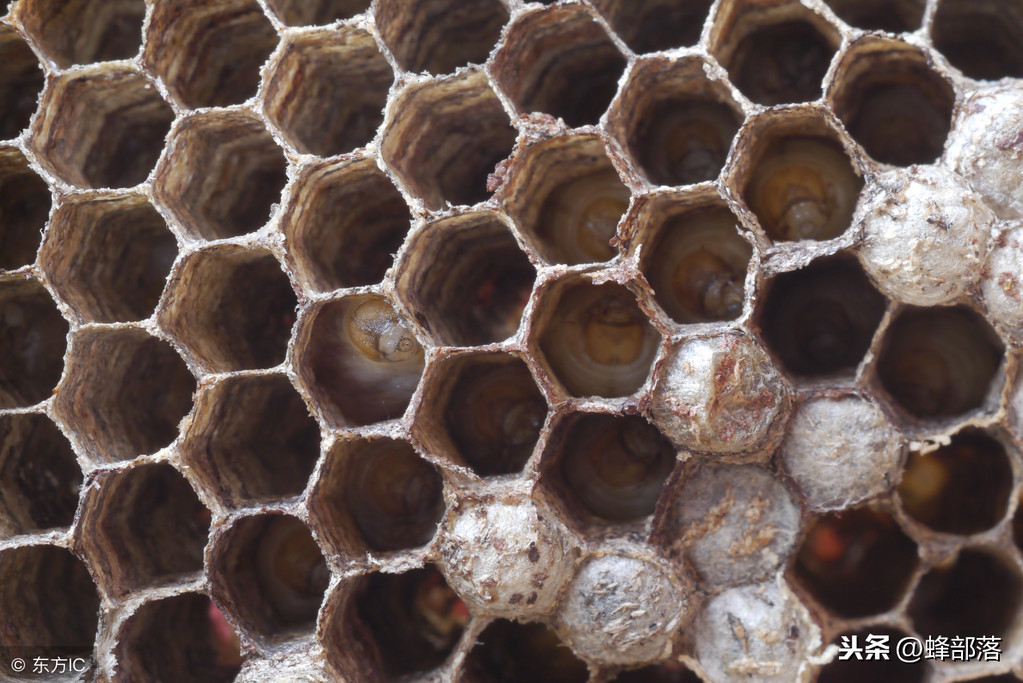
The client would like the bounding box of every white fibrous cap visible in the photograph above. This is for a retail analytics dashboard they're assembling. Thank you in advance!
[674,463,800,586]
[946,85,1023,221]
[696,578,818,683]
[780,394,904,510]
[857,164,994,306]
[982,222,1023,344]
[557,550,691,665]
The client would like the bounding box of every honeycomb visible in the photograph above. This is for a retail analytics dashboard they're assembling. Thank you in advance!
[0,0,1022,681]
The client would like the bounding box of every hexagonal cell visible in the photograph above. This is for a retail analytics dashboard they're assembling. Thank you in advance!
[933,0,1023,81]
[0,414,81,537]
[541,413,673,528]
[153,112,287,240]
[52,327,195,462]
[0,278,68,408]
[300,295,424,427]
[381,71,515,210]
[144,0,278,109]
[791,505,918,618]
[590,0,712,54]
[265,28,392,157]
[78,463,209,597]
[758,256,886,380]
[114,593,244,682]
[611,662,703,683]
[31,67,174,189]
[816,627,926,683]
[325,566,467,681]
[181,374,319,508]
[159,247,296,372]
[309,437,444,554]
[461,620,588,683]
[19,0,144,67]
[491,5,627,127]
[898,430,1013,536]
[0,26,45,140]
[0,545,99,674]
[414,352,546,477]
[39,194,176,323]
[376,0,509,74]
[710,0,840,106]
[635,191,752,325]
[283,158,410,292]
[0,147,50,271]
[534,278,659,398]
[503,134,629,266]
[267,0,370,26]
[396,212,535,346]
[908,549,1023,640]
[876,306,1004,421]
[829,38,954,167]
[823,0,924,32]
[608,58,743,187]
[737,112,863,242]
[210,514,329,642]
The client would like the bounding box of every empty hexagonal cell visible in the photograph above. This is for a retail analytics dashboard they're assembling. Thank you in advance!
[154,112,287,240]
[823,0,924,32]
[0,278,68,408]
[39,194,176,323]
[53,327,195,462]
[376,0,508,74]
[0,26,45,140]
[816,627,926,683]
[533,278,659,398]
[309,437,444,554]
[0,545,99,673]
[31,67,173,189]
[265,28,392,157]
[0,147,50,271]
[19,0,144,67]
[182,374,319,508]
[78,463,209,597]
[710,0,840,106]
[114,593,244,682]
[283,158,409,291]
[145,0,277,109]
[909,549,1022,640]
[503,134,629,266]
[300,295,424,426]
[738,112,863,242]
[414,352,546,477]
[325,566,466,680]
[461,620,588,683]
[611,663,702,683]
[876,306,1004,421]
[541,412,674,527]
[898,430,1013,536]
[160,247,296,372]
[635,192,751,324]
[933,0,1023,81]
[758,256,886,379]
[0,414,81,537]
[591,0,712,54]
[267,0,370,25]
[210,514,329,642]
[396,213,535,345]
[792,505,918,618]
[492,5,627,127]
[381,71,515,210]
[608,58,743,187]
[829,38,954,167]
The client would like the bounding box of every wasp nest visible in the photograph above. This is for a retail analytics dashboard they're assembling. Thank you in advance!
[1,0,1023,681]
